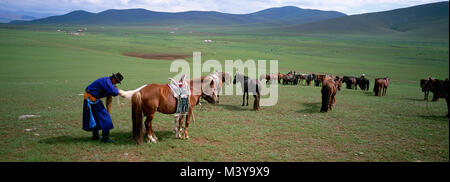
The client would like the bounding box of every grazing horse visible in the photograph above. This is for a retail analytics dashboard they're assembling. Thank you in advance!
[422,78,446,102]
[320,76,339,112]
[282,73,295,85]
[420,78,430,100]
[233,73,262,110]
[260,73,278,84]
[305,74,316,86]
[420,77,443,101]
[343,76,357,90]
[207,71,232,102]
[357,77,370,91]
[118,77,219,144]
[315,74,326,87]
[277,72,284,84]
[374,77,390,96]
[422,78,450,118]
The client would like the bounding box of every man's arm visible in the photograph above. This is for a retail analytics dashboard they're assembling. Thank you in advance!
[106,95,112,114]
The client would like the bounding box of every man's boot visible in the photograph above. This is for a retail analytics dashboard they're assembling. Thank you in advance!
[101,130,115,143]
[92,130,100,140]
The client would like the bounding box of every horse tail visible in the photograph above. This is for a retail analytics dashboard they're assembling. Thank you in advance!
[321,84,331,112]
[119,84,147,100]
[131,91,144,144]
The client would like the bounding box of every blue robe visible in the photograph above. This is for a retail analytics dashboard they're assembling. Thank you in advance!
[82,77,119,131]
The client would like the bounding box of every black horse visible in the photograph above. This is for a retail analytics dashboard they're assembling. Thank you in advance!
[422,78,446,102]
[233,73,262,110]
[356,77,370,91]
[422,78,450,119]
[343,76,357,90]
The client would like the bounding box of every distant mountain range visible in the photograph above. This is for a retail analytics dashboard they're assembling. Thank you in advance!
[6,1,449,38]
[279,1,449,37]
[11,6,346,26]
[0,10,36,23]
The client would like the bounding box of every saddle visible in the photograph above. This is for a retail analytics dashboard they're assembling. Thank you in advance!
[168,75,190,115]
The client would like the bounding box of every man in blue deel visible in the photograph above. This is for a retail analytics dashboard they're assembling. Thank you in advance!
[83,73,123,143]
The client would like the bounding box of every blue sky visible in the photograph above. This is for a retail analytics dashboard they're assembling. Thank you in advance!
[0,0,447,16]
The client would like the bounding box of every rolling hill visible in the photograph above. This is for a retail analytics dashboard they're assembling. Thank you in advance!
[279,1,449,37]
[13,6,346,26]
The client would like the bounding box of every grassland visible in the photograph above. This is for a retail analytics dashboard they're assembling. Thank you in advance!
[0,25,448,161]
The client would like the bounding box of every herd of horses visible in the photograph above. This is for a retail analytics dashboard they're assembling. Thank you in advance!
[118,71,449,144]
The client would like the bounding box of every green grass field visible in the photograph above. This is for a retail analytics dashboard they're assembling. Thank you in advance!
[0,25,448,161]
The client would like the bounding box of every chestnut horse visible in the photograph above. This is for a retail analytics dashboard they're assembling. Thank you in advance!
[320,76,340,112]
[119,77,218,144]
[260,73,278,84]
[374,77,390,96]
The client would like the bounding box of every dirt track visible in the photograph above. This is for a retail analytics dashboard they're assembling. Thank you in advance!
[123,52,192,60]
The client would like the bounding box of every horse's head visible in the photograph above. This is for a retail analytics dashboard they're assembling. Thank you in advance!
[201,77,219,104]
[222,72,232,85]
[335,76,343,91]
[233,74,243,85]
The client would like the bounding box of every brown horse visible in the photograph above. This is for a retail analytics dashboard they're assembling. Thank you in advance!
[374,77,390,96]
[320,76,339,112]
[119,77,218,144]
[259,73,278,84]
[277,72,284,84]
[315,74,326,87]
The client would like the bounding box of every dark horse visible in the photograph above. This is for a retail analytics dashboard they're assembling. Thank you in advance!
[420,77,443,101]
[374,77,390,96]
[234,73,262,110]
[282,73,299,85]
[356,77,370,91]
[422,78,450,119]
[119,77,219,144]
[420,78,431,101]
[315,74,326,87]
[320,76,342,112]
[343,76,357,90]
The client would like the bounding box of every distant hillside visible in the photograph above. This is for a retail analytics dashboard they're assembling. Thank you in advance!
[0,10,36,23]
[280,1,449,38]
[14,6,346,26]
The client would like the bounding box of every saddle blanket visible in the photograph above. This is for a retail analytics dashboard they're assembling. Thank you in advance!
[168,76,191,115]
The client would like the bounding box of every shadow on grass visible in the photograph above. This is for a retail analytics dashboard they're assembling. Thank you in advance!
[418,115,449,122]
[215,103,252,111]
[363,92,376,96]
[297,102,321,114]
[404,98,427,102]
[39,130,174,145]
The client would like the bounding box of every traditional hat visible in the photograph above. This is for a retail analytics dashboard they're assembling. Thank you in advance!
[111,72,124,84]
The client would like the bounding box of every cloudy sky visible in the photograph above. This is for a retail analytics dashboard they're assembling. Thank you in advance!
[0,0,447,16]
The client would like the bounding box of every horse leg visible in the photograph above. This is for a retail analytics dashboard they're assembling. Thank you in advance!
[246,92,249,106]
[242,92,245,106]
[175,115,184,139]
[184,110,192,139]
[144,113,157,143]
